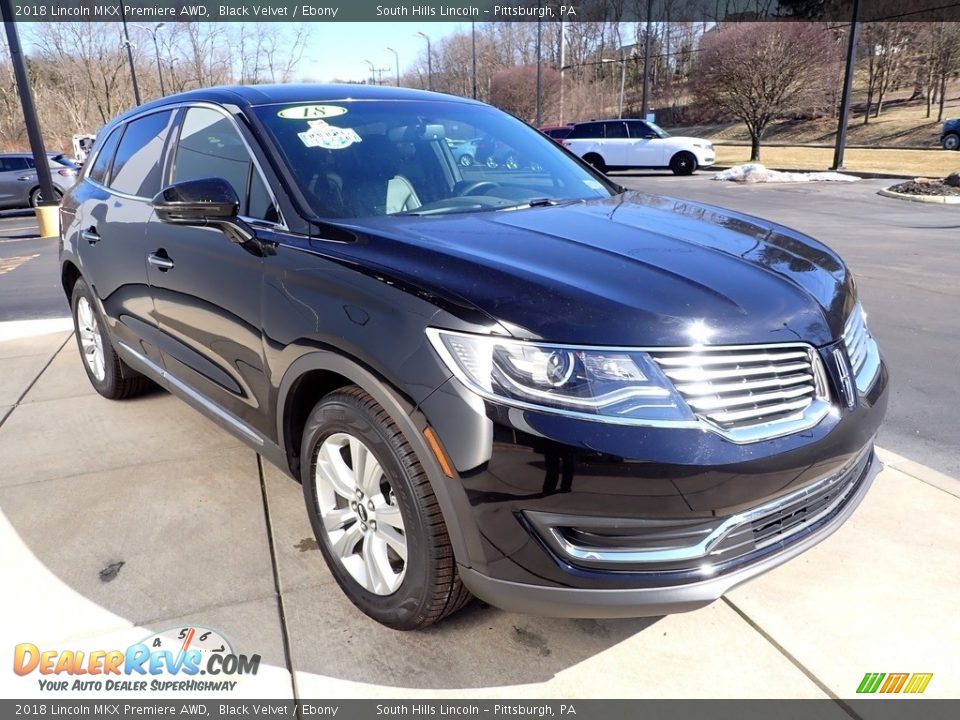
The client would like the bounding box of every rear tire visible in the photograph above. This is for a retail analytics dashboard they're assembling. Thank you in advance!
[583,153,606,173]
[670,151,698,176]
[30,186,63,208]
[944,133,960,151]
[71,278,151,400]
[301,386,471,630]
[458,154,474,167]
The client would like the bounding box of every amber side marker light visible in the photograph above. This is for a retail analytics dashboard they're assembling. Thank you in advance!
[423,427,454,478]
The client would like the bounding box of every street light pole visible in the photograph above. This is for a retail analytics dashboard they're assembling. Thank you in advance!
[0,0,57,224]
[133,23,166,97]
[386,47,400,87]
[119,2,141,105]
[415,32,432,91]
[832,0,861,170]
[364,60,376,85]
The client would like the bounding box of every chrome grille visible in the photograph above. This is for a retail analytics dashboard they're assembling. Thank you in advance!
[843,304,881,392]
[651,344,829,432]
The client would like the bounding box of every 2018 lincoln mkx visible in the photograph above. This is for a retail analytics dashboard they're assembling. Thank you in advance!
[59,85,888,630]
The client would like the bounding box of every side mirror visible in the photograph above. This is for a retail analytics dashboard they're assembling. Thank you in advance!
[153,177,239,224]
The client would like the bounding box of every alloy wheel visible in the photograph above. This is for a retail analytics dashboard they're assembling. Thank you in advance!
[314,432,407,595]
[76,296,106,381]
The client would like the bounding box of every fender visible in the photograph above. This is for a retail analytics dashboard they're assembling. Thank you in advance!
[277,350,484,569]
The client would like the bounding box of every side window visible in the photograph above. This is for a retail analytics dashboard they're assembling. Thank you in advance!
[173,107,273,220]
[605,122,628,139]
[628,121,652,138]
[87,128,123,185]
[0,157,29,171]
[248,172,280,224]
[23,157,36,169]
[109,111,172,197]
[568,122,603,140]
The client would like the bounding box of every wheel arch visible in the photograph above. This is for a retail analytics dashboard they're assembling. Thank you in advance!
[276,350,479,569]
[61,260,82,301]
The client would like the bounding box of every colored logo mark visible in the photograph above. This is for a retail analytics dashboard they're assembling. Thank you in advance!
[857,672,933,694]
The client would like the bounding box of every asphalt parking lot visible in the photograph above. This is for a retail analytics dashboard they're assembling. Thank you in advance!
[1,177,958,702]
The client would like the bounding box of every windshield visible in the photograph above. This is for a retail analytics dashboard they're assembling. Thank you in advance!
[254,100,614,219]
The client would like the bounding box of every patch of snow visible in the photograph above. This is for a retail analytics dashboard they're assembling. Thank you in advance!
[713,163,859,183]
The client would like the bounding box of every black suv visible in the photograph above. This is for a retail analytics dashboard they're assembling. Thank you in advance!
[60,85,887,630]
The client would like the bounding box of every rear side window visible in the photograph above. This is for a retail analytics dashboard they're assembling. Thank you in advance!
[604,122,628,138]
[568,122,604,139]
[172,107,273,220]
[109,111,173,197]
[87,129,123,185]
[0,157,29,171]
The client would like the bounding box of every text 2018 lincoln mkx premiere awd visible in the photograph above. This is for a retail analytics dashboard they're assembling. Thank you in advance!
[59,85,887,630]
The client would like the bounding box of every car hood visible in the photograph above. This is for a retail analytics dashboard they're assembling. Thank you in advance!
[332,191,855,347]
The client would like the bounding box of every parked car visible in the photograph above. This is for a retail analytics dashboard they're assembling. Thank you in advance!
[941,118,959,151]
[539,125,573,143]
[562,119,715,175]
[0,152,80,208]
[445,137,481,166]
[61,84,887,630]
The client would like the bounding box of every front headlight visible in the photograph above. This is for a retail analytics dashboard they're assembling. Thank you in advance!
[426,329,694,422]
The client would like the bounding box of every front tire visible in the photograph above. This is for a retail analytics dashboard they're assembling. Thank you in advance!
[301,386,471,630]
[71,278,150,400]
[944,133,960,151]
[458,153,474,167]
[670,151,698,176]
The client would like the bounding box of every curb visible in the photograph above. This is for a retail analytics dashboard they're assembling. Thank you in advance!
[877,187,960,204]
[710,165,914,180]
[875,446,960,499]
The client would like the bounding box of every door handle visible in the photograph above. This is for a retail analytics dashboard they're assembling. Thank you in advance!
[81,228,100,245]
[147,252,174,271]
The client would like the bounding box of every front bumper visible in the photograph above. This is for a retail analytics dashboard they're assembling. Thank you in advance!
[459,448,879,617]
[415,350,888,616]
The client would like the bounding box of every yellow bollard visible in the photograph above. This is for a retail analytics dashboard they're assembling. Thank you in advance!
[34,205,59,238]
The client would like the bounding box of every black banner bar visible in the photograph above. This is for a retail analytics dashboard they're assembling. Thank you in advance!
[8,0,960,23]
[2,700,960,720]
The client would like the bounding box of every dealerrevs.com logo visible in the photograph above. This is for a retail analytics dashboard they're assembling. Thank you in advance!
[13,626,260,692]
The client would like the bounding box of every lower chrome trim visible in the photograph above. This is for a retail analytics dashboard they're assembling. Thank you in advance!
[116,341,263,447]
[528,446,869,566]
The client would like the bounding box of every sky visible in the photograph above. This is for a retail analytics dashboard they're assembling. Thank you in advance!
[282,23,472,84]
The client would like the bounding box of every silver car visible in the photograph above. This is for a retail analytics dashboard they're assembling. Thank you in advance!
[0,152,80,209]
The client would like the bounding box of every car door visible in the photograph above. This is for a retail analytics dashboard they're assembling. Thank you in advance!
[75,112,174,365]
[0,156,30,207]
[146,105,279,436]
[626,121,663,167]
[600,121,631,166]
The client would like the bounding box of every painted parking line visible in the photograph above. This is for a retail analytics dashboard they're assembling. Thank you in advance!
[0,254,39,276]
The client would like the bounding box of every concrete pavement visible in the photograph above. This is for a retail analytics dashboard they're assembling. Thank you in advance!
[1,329,957,701]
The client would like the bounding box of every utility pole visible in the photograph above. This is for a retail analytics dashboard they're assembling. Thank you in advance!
[618,53,626,119]
[535,13,542,126]
[559,20,566,124]
[641,0,652,119]
[119,2,141,105]
[1,0,58,234]
[471,22,477,99]
[832,0,861,170]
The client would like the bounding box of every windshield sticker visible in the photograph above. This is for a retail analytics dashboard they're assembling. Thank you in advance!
[298,119,362,150]
[278,104,348,120]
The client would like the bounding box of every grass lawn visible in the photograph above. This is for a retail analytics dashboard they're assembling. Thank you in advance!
[714,145,959,177]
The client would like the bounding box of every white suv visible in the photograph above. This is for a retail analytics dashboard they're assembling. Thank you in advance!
[563,119,714,175]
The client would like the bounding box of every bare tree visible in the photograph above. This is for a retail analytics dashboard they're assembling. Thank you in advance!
[692,22,839,160]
